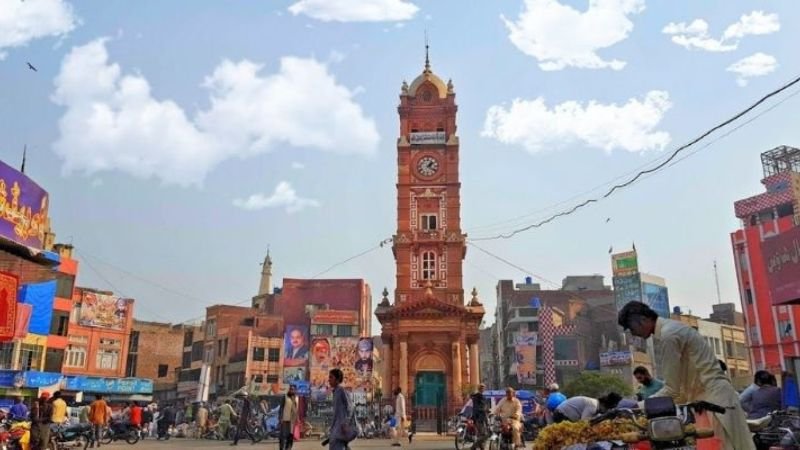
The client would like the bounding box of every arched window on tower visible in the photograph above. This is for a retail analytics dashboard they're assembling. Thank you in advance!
[422,251,436,280]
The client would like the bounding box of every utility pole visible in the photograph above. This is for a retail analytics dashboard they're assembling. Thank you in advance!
[714,260,722,304]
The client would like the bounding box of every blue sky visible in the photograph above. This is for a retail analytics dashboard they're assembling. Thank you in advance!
[1,0,798,332]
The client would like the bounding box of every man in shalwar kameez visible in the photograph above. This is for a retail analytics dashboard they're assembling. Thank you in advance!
[618,301,754,450]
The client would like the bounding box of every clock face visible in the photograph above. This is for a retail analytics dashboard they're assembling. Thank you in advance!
[417,156,439,177]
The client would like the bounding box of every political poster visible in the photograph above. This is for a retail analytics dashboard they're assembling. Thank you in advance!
[514,332,537,385]
[284,325,309,368]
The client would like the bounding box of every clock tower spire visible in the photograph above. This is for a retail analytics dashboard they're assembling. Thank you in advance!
[376,57,484,420]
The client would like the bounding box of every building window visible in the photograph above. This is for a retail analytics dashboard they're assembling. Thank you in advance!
[206,320,216,338]
[158,364,169,378]
[713,338,721,355]
[129,331,139,353]
[0,342,14,370]
[182,352,191,368]
[779,320,794,339]
[70,303,82,324]
[724,340,734,358]
[204,347,214,364]
[266,374,279,384]
[96,349,120,370]
[65,345,86,368]
[49,311,70,336]
[253,347,265,362]
[191,342,204,361]
[126,354,138,377]
[312,325,333,336]
[268,348,280,362]
[745,288,753,305]
[183,330,193,348]
[336,325,355,337]
[45,348,64,373]
[55,273,75,298]
[252,374,263,383]
[421,214,437,231]
[750,327,761,344]
[18,344,43,371]
[422,251,436,280]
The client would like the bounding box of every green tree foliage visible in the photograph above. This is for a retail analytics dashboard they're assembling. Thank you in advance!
[562,372,632,398]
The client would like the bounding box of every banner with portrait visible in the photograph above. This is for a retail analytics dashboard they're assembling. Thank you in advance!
[79,292,131,330]
[514,332,537,385]
[309,337,370,400]
[284,325,309,368]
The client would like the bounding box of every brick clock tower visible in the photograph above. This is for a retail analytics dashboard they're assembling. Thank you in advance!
[376,52,484,418]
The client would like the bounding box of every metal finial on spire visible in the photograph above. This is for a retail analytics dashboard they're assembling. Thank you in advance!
[424,30,430,72]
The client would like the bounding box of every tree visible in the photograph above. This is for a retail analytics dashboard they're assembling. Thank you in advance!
[562,372,632,399]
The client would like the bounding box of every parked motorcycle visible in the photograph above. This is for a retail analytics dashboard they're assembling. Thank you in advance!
[49,423,93,450]
[100,420,140,445]
[590,398,720,450]
[749,410,800,450]
[454,414,477,450]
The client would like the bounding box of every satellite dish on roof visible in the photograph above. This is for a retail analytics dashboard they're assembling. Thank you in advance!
[530,297,541,309]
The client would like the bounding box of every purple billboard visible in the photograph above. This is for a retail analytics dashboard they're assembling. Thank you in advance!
[763,226,800,305]
[0,160,49,249]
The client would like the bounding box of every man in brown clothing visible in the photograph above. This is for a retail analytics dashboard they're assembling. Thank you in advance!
[89,394,109,448]
[30,392,53,450]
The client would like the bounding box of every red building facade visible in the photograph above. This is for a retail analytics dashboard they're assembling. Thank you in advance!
[731,146,800,373]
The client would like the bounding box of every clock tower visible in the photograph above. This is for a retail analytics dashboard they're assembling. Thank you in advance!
[376,50,484,420]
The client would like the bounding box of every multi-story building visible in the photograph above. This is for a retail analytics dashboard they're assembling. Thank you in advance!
[175,322,206,402]
[709,303,745,327]
[494,277,614,389]
[204,304,283,398]
[671,309,751,388]
[731,145,800,374]
[244,331,283,395]
[126,320,184,401]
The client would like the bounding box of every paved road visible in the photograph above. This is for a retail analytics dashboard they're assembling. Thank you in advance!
[113,435,455,450]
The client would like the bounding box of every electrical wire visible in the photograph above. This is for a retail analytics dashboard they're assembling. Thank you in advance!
[471,74,800,241]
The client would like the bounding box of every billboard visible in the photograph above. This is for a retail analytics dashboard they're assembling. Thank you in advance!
[600,351,633,367]
[763,226,800,305]
[283,367,307,384]
[514,333,537,385]
[642,282,670,318]
[0,160,50,249]
[78,292,131,330]
[284,325,309,367]
[311,310,358,325]
[309,337,370,401]
[613,274,642,312]
[355,337,373,377]
[611,251,639,277]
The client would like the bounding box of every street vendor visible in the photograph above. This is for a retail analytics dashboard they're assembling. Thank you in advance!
[618,301,754,450]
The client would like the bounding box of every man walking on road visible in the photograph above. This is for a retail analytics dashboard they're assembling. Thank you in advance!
[392,387,406,447]
[231,392,257,446]
[89,394,109,448]
[279,385,299,450]
[470,384,489,450]
[30,392,53,450]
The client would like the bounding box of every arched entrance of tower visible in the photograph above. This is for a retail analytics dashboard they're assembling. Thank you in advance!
[411,351,447,432]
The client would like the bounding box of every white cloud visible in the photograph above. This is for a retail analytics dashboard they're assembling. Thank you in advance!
[291,162,305,170]
[482,91,672,153]
[727,52,777,87]
[233,181,320,213]
[501,0,644,71]
[663,11,779,52]
[51,38,379,186]
[0,0,79,59]
[288,0,418,22]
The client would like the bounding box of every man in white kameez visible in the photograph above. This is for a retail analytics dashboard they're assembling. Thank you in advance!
[618,301,754,450]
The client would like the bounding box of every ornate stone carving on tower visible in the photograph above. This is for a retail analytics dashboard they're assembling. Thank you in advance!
[376,47,484,418]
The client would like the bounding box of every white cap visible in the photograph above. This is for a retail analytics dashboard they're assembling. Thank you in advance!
[548,383,559,391]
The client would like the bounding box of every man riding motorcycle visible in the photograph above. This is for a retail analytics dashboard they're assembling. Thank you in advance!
[493,387,523,449]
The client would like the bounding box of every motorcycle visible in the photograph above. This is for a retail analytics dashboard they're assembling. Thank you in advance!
[0,419,28,450]
[749,410,800,450]
[49,423,93,450]
[590,398,721,450]
[454,414,477,450]
[487,415,514,450]
[100,420,140,445]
